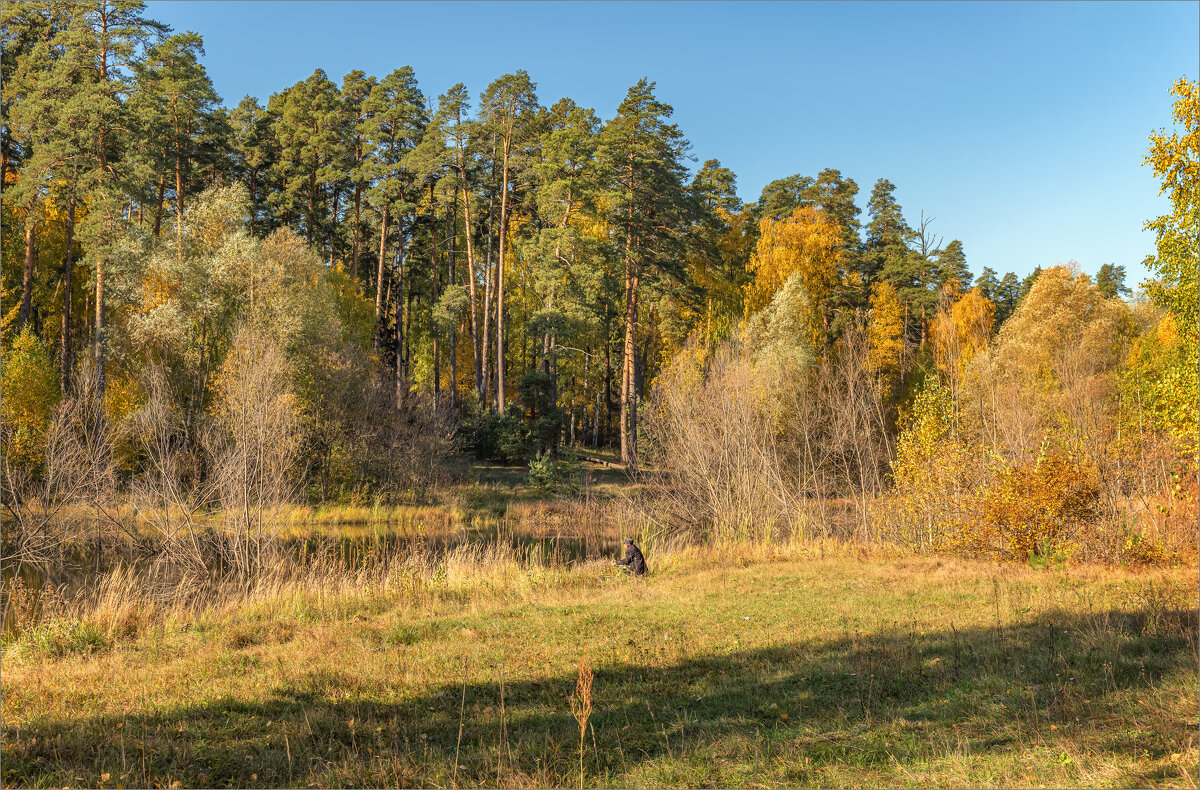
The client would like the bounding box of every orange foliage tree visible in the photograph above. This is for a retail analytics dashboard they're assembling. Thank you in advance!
[930,285,994,405]
[745,206,843,348]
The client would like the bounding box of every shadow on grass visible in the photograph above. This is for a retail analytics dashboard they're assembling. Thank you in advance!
[5,607,1197,787]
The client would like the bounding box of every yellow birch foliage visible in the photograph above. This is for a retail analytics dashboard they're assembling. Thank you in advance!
[1140,78,1199,470]
[0,329,60,471]
[745,206,842,346]
[890,379,981,550]
[931,286,994,389]
[866,281,904,395]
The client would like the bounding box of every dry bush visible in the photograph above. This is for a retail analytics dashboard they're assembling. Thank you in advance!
[124,365,216,571]
[643,337,798,541]
[644,294,892,543]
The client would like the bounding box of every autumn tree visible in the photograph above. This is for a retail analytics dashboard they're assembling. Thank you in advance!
[1139,77,1199,464]
[745,205,843,349]
[930,285,994,406]
[866,280,904,399]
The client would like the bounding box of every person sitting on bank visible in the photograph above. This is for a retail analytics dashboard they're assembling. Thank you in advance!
[615,537,647,576]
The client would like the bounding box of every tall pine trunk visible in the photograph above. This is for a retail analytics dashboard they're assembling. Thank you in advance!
[457,167,483,402]
[60,199,76,392]
[495,141,510,415]
[18,215,35,332]
[175,129,185,261]
[374,205,389,351]
[351,184,362,280]
[619,156,637,468]
[430,186,440,407]
[395,230,407,407]
[448,183,458,409]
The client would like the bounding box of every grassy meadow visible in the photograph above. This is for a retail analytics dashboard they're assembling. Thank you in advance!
[2,486,1197,789]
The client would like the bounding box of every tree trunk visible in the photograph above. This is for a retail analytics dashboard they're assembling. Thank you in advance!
[153,169,166,240]
[457,169,483,402]
[619,155,637,468]
[60,199,76,392]
[604,302,612,447]
[395,228,406,406]
[374,205,389,351]
[620,266,639,468]
[307,161,317,245]
[351,184,362,280]
[448,183,457,409]
[481,185,494,408]
[94,4,112,405]
[18,216,35,333]
[430,184,440,407]
[327,184,341,267]
[496,141,510,416]
[175,132,185,261]
[248,168,257,236]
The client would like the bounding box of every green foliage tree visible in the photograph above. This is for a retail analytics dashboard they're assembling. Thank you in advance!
[863,178,911,284]
[936,239,970,291]
[479,71,539,415]
[1095,263,1130,299]
[600,78,693,467]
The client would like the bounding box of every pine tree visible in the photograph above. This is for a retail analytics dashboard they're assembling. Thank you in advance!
[995,271,1021,325]
[1095,263,1130,298]
[1019,266,1043,303]
[756,173,814,221]
[479,71,538,415]
[340,70,376,281]
[863,178,911,285]
[137,33,219,260]
[600,78,692,467]
[430,83,485,401]
[229,95,273,236]
[936,239,970,291]
[360,66,425,353]
[974,266,1000,302]
[49,1,166,400]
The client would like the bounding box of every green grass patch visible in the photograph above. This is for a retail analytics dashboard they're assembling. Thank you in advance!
[2,553,1196,788]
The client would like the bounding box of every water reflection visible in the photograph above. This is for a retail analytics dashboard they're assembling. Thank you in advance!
[1,515,623,636]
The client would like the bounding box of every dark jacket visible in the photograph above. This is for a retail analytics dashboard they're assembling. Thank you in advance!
[616,542,647,575]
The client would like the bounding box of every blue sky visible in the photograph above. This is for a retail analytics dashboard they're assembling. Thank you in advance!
[145,1,1198,287]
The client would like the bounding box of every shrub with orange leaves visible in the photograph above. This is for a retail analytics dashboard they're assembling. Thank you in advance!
[958,453,1100,561]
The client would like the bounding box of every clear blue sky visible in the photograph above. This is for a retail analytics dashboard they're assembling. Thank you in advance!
[145,0,1198,288]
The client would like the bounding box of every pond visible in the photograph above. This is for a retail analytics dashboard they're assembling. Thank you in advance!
[0,507,626,636]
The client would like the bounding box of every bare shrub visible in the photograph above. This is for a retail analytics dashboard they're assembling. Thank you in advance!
[209,323,299,574]
[2,361,117,565]
[643,337,797,541]
[124,365,216,571]
[644,304,892,543]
